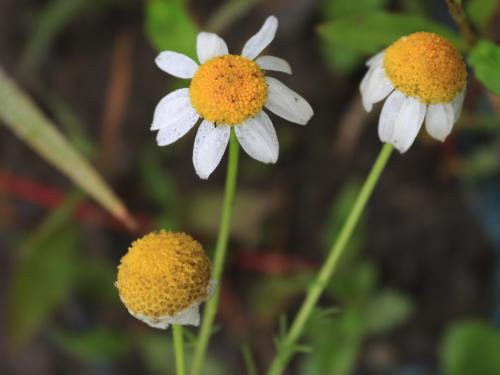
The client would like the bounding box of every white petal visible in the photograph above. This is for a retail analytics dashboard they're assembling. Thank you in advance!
[151,88,195,130]
[151,91,199,147]
[452,86,466,122]
[196,32,228,64]
[255,55,291,74]
[378,90,407,143]
[235,111,278,163]
[242,16,278,59]
[169,304,200,326]
[425,103,454,142]
[155,51,198,79]
[361,65,393,112]
[265,77,313,125]
[193,121,230,179]
[390,96,426,153]
[366,51,384,67]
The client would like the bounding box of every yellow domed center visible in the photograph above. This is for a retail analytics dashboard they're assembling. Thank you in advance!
[189,54,268,125]
[116,231,211,319]
[383,32,466,104]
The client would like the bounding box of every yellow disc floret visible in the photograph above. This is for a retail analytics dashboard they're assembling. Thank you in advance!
[189,54,267,125]
[116,231,211,320]
[383,32,466,104]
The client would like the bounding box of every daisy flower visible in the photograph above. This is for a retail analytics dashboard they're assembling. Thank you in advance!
[151,16,313,179]
[360,32,467,153]
[115,230,215,329]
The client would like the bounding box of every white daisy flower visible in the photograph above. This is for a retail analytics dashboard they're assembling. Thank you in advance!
[360,32,467,153]
[151,16,314,179]
[116,231,216,330]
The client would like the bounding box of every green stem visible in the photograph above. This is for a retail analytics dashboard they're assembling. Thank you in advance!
[173,325,186,375]
[190,130,240,375]
[444,0,477,49]
[266,143,393,375]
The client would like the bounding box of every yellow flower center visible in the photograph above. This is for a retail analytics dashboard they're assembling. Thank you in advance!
[383,32,466,104]
[116,231,211,319]
[189,54,268,125]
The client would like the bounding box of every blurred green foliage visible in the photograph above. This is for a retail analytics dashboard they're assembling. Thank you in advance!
[299,181,413,375]
[441,320,500,375]
[469,40,500,95]
[7,193,82,348]
[145,0,198,58]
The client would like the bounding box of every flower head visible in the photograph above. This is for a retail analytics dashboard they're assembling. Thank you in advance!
[360,32,467,153]
[151,16,314,179]
[116,231,214,329]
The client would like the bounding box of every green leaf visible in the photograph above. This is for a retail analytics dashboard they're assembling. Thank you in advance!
[207,0,260,33]
[323,0,389,18]
[469,39,500,95]
[145,0,198,57]
[300,306,364,375]
[466,0,498,30]
[364,290,413,335]
[441,320,500,375]
[0,67,132,225]
[50,327,130,362]
[318,11,462,55]
[7,194,81,348]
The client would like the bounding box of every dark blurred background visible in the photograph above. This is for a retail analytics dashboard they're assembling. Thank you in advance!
[1,0,500,374]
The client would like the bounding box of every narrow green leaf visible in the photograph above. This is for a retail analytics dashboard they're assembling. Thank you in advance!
[0,68,132,225]
[468,39,500,95]
[207,0,260,33]
[318,11,462,55]
[145,0,198,58]
[441,320,500,375]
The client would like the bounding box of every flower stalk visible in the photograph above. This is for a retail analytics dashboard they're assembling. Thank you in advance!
[173,325,186,375]
[266,143,394,375]
[191,130,240,375]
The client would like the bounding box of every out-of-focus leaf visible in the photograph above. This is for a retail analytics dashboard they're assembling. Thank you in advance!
[441,320,500,375]
[318,11,462,55]
[188,189,277,245]
[7,194,81,348]
[135,332,224,375]
[323,0,389,18]
[76,257,120,305]
[50,328,130,362]
[320,0,389,72]
[139,148,179,210]
[462,144,500,181]
[20,0,84,73]
[364,290,413,334]
[326,261,377,300]
[300,306,364,375]
[207,0,260,33]
[466,0,498,30]
[469,40,500,95]
[145,0,198,57]
[0,68,132,225]
[322,180,364,256]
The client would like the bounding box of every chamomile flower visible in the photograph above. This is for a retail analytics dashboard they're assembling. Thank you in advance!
[360,32,467,153]
[151,16,313,179]
[115,231,215,329]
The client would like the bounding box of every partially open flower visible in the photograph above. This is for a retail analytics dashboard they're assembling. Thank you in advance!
[116,231,214,329]
[151,15,313,179]
[360,32,467,153]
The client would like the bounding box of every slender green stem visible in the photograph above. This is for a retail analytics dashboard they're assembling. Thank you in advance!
[173,325,186,375]
[444,0,477,49]
[190,130,240,375]
[266,143,393,375]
